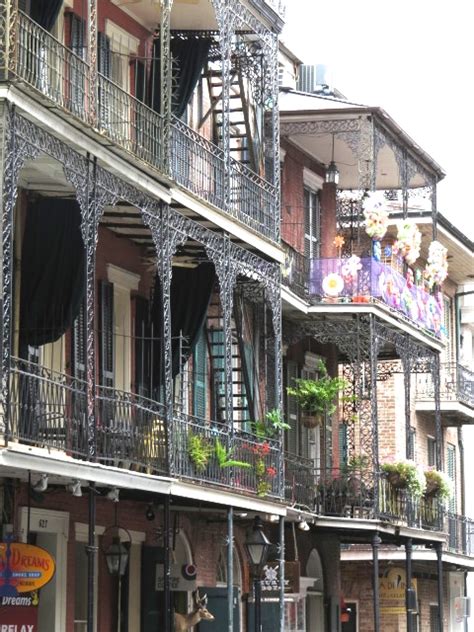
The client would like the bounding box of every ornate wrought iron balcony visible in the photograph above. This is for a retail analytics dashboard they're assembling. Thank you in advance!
[445,512,474,557]
[416,362,474,423]
[8,358,283,499]
[5,10,278,243]
[308,256,443,339]
[284,457,443,531]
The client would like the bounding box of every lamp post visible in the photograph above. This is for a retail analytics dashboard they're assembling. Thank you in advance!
[101,519,131,632]
[244,516,272,632]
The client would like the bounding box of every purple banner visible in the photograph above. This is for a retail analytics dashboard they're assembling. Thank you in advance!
[309,257,443,338]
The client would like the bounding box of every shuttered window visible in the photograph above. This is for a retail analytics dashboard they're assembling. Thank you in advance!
[304,187,320,259]
[447,443,456,513]
[339,424,348,467]
[285,361,299,455]
[193,327,207,419]
[72,303,86,382]
[98,31,111,77]
[99,280,114,388]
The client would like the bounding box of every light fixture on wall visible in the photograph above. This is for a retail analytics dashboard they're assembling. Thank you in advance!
[67,480,82,497]
[32,474,48,493]
[297,516,310,532]
[106,488,120,503]
[145,503,155,521]
[325,134,340,185]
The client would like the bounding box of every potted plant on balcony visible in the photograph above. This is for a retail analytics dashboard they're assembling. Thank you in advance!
[424,468,452,501]
[187,432,213,473]
[287,360,353,428]
[380,459,426,497]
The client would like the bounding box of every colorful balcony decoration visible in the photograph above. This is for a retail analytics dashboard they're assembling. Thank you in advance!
[310,257,444,337]
[363,199,389,241]
[424,240,448,289]
[393,219,422,265]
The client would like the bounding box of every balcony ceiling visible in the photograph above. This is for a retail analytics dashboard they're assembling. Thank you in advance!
[112,0,218,31]
[280,90,444,191]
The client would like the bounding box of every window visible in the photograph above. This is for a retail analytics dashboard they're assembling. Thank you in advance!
[427,436,436,468]
[447,443,456,513]
[304,187,320,259]
[429,604,440,632]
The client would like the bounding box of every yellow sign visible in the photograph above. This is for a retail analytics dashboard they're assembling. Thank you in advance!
[380,567,417,615]
[0,542,56,594]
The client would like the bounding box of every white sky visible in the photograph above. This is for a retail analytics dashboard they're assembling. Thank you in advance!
[282,0,474,240]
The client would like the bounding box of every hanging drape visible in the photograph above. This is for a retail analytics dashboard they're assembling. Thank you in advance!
[148,35,211,118]
[30,0,63,32]
[20,198,85,350]
[151,262,216,380]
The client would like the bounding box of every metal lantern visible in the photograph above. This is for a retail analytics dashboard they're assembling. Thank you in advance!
[104,536,130,577]
[244,516,271,574]
[325,160,340,185]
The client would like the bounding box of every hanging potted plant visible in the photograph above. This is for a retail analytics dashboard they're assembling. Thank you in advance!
[287,360,353,428]
[380,459,426,497]
[424,468,452,501]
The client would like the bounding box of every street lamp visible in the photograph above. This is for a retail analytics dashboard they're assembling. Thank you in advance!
[101,507,131,632]
[244,516,272,632]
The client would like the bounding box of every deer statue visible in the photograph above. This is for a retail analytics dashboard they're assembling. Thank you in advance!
[174,589,215,631]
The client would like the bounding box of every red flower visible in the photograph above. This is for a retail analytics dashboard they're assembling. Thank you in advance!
[266,466,277,478]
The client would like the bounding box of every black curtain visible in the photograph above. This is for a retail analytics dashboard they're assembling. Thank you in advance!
[152,262,215,379]
[20,198,85,350]
[30,0,63,31]
[148,35,211,118]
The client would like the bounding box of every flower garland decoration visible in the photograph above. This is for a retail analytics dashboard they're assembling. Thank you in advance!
[424,240,448,289]
[393,220,421,265]
[363,198,389,241]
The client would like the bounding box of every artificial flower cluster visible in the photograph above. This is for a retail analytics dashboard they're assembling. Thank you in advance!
[424,240,448,289]
[341,254,362,283]
[393,220,422,265]
[363,197,389,241]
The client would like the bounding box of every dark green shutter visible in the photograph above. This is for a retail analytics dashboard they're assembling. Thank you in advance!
[286,361,298,455]
[98,31,111,77]
[72,303,86,382]
[99,280,114,388]
[339,424,348,467]
[193,327,207,418]
[447,443,456,513]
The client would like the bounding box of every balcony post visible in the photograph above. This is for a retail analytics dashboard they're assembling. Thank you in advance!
[160,0,173,173]
[163,495,172,632]
[0,0,18,81]
[227,506,234,632]
[86,482,97,632]
[278,516,285,632]
[405,538,414,632]
[432,353,443,470]
[371,533,381,632]
[269,31,280,240]
[435,542,444,631]
[215,3,232,211]
[87,0,98,125]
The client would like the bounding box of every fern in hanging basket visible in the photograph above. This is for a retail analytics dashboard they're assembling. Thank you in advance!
[287,360,354,426]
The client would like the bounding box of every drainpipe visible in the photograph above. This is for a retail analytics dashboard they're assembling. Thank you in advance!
[372,533,381,632]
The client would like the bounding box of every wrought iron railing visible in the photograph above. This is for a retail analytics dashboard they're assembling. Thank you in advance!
[6,11,279,243]
[170,117,225,210]
[8,357,88,458]
[284,452,315,509]
[96,385,167,474]
[14,11,90,119]
[98,73,164,170]
[281,245,310,299]
[378,476,442,530]
[7,359,283,497]
[309,257,443,339]
[173,410,281,498]
[416,362,474,409]
[261,0,286,18]
[445,512,474,556]
[229,159,278,239]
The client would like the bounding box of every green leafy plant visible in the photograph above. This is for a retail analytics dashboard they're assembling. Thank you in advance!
[251,409,290,439]
[380,460,426,497]
[187,432,213,472]
[424,468,453,501]
[215,438,251,469]
[287,360,355,419]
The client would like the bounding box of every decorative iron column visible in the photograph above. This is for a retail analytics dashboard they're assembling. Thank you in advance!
[278,516,285,632]
[369,317,380,484]
[405,538,414,632]
[269,31,280,240]
[164,496,172,632]
[214,1,233,211]
[160,0,173,172]
[86,482,97,632]
[372,533,381,632]
[432,353,443,470]
[435,542,444,631]
[87,0,98,125]
[0,0,18,81]
[358,114,374,191]
[227,506,234,632]
[431,176,438,241]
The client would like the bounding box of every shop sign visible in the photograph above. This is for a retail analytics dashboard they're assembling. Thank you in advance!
[0,542,55,596]
[155,563,197,592]
[380,567,417,615]
[0,592,39,632]
[261,561,300,594]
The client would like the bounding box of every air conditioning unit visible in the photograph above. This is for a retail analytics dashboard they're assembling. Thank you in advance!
[297,64,333,94]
